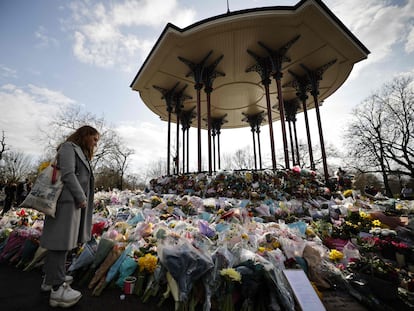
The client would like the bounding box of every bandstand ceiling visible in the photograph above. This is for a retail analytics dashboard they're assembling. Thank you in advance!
[130,0,370,130]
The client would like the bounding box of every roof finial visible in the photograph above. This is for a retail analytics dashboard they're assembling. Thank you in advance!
[227,0,230,13]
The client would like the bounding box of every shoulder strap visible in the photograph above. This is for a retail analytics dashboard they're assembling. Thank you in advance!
[51,155,59,184]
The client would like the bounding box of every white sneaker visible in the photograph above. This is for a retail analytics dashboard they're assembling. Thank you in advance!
[41,275,74,292]
[49,282,82,308]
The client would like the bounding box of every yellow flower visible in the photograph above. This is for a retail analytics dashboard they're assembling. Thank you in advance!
[138,253,158,273]
[328,249,344,262]
[220,268,241,282]
[151,196,162,207]
[395,203,408,211]
[272,241,281,249]
[38,161,51,173]
[258,246,266,253]
[241,233,248,240]
[372,219,382,227]
[306,227,315,237]
[359,211,369,219]
[343,189,353,198]
[311,282,323,299]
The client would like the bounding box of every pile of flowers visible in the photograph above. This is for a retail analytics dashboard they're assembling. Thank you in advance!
[148,167,326,200]
[1,168,414,310]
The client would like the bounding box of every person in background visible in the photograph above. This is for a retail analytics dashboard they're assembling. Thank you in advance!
[40,125,99,308]
[335,167,346,191]
[1,181,17,216]
[16,178,30,206]
[401,185,413,200]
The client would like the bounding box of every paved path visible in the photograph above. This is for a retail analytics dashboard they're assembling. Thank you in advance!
[0,264,171,311]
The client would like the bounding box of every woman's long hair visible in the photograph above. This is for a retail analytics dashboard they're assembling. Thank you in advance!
[65,125,100,160]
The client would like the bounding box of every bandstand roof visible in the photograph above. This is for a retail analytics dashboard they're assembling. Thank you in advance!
[130,0,370,130]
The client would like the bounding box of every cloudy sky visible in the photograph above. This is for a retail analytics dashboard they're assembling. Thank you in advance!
[1,0,414,174]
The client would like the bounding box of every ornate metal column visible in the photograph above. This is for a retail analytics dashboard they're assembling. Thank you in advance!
[180,107,196,174]
[284,99,300,166]
[173,85,191,175]
[211,115,227,171]
[256,120,263,170]
[258,36,300,170]
[242,111,265,170]
[246,51,276,170]
[178,51,212,172]
[301,60,337,182]
[153,82,179,176]
[285,72,315,170]
[203,55,225,175]
[211,127,217,172]
[283,99,300,166]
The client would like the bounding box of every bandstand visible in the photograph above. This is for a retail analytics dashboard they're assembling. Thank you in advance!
[130,0,370,181]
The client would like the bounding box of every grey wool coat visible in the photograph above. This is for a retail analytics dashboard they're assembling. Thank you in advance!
[40,142,95,251]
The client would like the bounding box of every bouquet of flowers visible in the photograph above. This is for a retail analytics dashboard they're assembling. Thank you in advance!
[120,238,158,297]
[158,234,214,308]
[133,252,158,297]
[219,268,241,311]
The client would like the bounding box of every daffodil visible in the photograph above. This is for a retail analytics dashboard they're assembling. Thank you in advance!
[220,268,242,282]
[138,253,158,273]
[372,219,382,227]
[329,249,344,262]
[38,161,50,173]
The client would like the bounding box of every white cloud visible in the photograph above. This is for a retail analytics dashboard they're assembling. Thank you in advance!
[115,120,168,172]
[0,82,173,173]
[34,26,59,49]
[0,84,75,157]
[405,26,414,54]
[66,0,197,72]
[328,0,414,66]
[0,64,17,80]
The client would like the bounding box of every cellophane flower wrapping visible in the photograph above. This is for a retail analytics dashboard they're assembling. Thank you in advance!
[89,242,125,296]
[141,264,166,303]
[109,244,136,287]
[158,234,214,302]
[203,245,235,311]
[219,267,241,311]
[79,236,115,285]
[68,238,97,272]
[0,229,27,262]
[263,249,296,311]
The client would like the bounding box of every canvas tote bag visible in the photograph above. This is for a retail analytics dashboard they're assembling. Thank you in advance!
[20,157,63,218]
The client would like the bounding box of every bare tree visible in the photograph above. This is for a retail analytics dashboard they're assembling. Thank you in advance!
[0,131,10,184]
[145,158,167,180]
[221,146,255,170]
[107,142,134,190]
[40,105,112,164]
[292,140,343,175]
[39,105,138,189]
[344,75,414,197]
[380,76,414,177]
[1,150,35,183]
[0,130,8,161]
[234,147,255,170]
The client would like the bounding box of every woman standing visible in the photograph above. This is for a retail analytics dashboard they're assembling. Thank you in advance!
[40,125,99,308]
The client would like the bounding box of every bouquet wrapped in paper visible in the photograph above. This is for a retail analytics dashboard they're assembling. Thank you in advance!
[158,234,214,305]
